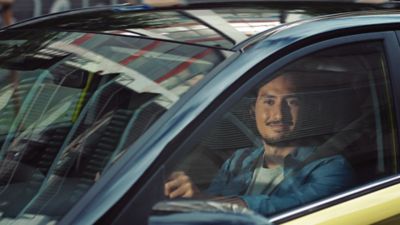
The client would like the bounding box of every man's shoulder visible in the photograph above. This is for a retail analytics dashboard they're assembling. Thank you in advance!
[223,146,263,173]
[230,146,263,161]
[300,150,353,177]
[286,146,352,173]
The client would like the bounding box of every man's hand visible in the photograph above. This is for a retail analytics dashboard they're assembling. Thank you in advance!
[164,171,199,198]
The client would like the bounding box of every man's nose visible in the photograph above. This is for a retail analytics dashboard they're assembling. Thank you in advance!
[271,101,290,121]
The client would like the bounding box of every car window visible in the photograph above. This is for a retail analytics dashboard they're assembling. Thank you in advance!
[164,41,398,217]
[0,30,231,224]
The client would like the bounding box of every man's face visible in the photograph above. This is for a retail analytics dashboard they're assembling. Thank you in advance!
[255,74,302,145]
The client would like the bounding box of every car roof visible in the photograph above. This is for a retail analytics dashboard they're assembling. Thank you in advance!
[4,1,400,50]
[238,9,400,50]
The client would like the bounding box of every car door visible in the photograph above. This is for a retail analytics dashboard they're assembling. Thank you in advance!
[49,20,399,224]
[278,30,400,225]
[88,28,400,225]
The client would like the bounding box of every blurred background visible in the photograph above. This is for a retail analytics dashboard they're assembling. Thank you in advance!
[0,0,389,27]
[0,0,142,27]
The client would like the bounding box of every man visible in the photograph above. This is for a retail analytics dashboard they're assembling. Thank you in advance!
[164,72,355,216]
[0,0,14,27]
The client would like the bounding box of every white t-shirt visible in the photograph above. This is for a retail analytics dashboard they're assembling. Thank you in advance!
[245,156,284,195]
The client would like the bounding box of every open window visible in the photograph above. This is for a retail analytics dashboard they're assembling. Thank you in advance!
[161,40,398,219]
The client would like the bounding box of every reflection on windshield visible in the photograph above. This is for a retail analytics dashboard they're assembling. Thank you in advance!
[0,30,231,224]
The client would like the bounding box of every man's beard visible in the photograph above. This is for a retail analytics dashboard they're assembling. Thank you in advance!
[263,132,298,147]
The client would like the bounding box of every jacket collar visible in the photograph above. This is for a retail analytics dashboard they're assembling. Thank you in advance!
[254,145,316,173]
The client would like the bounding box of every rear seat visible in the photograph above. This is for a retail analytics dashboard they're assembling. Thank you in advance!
[23,85,166,218]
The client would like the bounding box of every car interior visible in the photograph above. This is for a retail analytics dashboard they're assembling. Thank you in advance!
[0,47,170,222]
[176,41,398,204]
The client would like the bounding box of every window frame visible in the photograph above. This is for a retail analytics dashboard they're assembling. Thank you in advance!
[151,31,400,223]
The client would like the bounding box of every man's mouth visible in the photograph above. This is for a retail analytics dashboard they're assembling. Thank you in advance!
[266,122,293,131]
[266,121,293,126]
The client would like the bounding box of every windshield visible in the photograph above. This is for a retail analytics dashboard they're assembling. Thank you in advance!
[0,30,231,224]
[15,5,376,49]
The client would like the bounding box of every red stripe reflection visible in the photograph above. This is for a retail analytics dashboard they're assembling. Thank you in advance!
[119,41,161,65]
[156,48,213,83]
[72,33,95,45]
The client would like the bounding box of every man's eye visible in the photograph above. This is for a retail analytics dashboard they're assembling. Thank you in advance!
[287,98,300,106]
[263,99,274,105]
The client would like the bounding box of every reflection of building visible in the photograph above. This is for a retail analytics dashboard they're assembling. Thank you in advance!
[9,0,392,26]
[9,2,310,36]
[100,8,317,48]
[1,3,387,124]
[0,5,369,113]
[10,0,125,22]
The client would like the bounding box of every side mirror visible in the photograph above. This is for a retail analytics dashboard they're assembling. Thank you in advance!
[149,200,273,225]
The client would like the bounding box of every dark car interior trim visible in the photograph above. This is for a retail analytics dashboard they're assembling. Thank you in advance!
[384,29,400,172]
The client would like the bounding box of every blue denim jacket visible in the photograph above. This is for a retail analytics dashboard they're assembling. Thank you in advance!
[206,146,354,216]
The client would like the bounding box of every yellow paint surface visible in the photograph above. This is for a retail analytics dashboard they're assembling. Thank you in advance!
[282,183,400,225]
